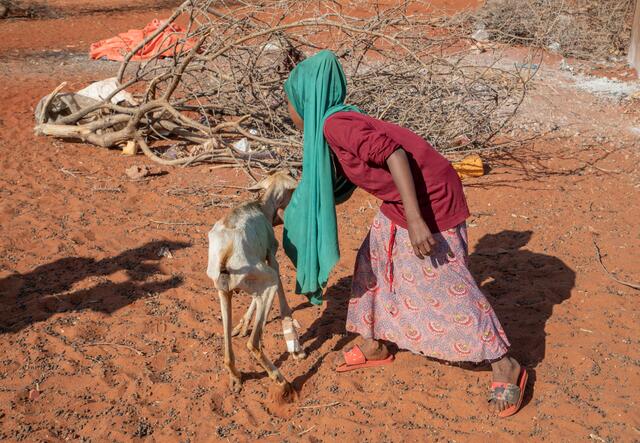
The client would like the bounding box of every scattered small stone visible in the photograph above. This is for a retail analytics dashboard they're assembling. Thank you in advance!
[471,28,490,42]
[163,146,179,160]
[134,419,153,438]
[574,75,640,99]
[560,59,574,73]
[157,247,173,259]
[452,134,471,147]
[547,42,561,53]
[125,164,151,180]
[121,140,137,156]
[233,138,251,153]
[28,389,40,401]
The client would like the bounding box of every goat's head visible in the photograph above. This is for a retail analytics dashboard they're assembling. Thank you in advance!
[248,170,298,211]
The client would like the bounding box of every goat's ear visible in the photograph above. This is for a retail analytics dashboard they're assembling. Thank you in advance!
[278,187,295,210]
[247,177,269,192]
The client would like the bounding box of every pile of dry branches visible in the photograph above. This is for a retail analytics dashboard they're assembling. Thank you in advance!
[34,0,533,170]
[471,0,635,60]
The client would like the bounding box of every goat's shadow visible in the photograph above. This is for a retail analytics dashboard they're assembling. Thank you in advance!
[0,240,190,333]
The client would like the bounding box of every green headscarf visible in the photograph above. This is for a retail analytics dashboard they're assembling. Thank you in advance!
[283,50,360,305]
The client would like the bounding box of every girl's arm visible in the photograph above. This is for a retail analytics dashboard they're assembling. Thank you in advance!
[386,148,437,258]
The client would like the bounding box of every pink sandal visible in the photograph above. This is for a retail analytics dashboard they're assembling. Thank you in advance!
[336,345,395,373]
[488,367,528,418]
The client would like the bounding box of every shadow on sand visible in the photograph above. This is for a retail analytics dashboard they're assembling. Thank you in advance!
[0,240,190,333]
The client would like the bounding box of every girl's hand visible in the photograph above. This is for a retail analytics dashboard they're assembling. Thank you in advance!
[407,216,437,259]
[385,148,437,258]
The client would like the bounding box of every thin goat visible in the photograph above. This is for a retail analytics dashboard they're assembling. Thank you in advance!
[206,170,305,397]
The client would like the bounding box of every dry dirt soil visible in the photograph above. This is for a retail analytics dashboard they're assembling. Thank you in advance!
[0,1,639,442]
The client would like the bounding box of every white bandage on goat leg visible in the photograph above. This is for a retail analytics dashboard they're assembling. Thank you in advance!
[282,317,301,354]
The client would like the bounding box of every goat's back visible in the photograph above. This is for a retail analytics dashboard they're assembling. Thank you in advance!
[206,202,276,292]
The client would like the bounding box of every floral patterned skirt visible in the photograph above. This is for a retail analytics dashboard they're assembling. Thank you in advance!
[346,211,510,362]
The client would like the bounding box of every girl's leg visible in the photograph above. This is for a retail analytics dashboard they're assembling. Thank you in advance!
[489,355,522,413]
[335,344,522,415]
[339,216,524,415]
[336,225,392,367]
[334,338,389,366]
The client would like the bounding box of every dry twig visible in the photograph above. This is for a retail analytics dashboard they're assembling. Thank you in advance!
[150,219,207,226]
[298,426,316,436]
[298,401,341,410]
[467,0,634,60]
[35,0,534,169]
[82,342,144,355]
[592,238,640,291]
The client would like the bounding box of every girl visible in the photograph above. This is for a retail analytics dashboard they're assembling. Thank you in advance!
[282,50,527,417]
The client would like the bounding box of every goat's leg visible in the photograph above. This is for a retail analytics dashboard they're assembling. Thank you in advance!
[277,283,307,360]
[218,290,242,392]
[231,298,255,337]
[267,253,306,360]
[246,289,290,390]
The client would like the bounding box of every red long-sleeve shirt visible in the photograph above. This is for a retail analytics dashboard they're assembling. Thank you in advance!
[324,111,470,232]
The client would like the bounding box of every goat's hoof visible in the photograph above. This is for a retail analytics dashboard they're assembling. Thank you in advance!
[271,381,297,404]
[231,323,250,338]
[291,349,307,360]
[229,375,242,393]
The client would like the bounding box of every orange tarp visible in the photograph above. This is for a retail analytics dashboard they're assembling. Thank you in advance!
[89,19,196,62]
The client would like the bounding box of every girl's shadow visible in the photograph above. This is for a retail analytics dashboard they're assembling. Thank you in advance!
[468,230,575,407]
[273,230,574,399]
[468,230,575,368]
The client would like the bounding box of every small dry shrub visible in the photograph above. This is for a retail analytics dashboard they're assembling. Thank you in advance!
[473,0,635,60]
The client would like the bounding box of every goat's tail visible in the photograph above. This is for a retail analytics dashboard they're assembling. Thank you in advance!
[207,238,233,292]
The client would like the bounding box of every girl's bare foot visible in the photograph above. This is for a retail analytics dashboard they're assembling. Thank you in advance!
[334,338,390,368]
[488,356,522,414]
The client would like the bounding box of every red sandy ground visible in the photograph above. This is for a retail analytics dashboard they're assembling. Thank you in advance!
[0,1,639,442]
